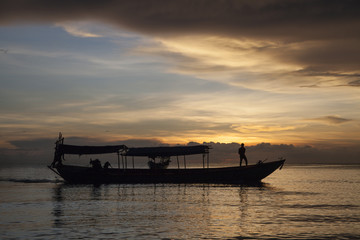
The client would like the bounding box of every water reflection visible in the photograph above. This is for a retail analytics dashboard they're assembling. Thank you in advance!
[91,184,102,200]
[51,183,279,239]
[1,166,358,239]
[52,184,64,228]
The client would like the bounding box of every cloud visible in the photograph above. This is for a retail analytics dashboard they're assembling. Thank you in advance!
[136,36,298,73]
[232,124,297,133]
[1,1,359,152]
[1,1,359,40]
[348,80,360,87]
[134,36,360,90]
[55,22,102,38]
[1,0,359,89]
[306,115,352,125]
[298,68,360,88]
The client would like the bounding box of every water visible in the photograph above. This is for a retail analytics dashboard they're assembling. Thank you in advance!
[0,165,359,239]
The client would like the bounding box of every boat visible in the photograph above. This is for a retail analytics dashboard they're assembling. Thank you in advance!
[49,134,285,184]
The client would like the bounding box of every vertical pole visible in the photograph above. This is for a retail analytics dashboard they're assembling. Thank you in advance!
[125,156,127,169]
[132,156,135,169]
[184,155,186,169]
[117,152,120,169]
[202,154,205,168]
[122,155,125,169]
[177,155,180,169]
[207,153,209,168]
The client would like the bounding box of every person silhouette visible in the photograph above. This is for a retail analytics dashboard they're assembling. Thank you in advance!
[103,161,112,169]
[90,159,102,169]
[238,143,248,166]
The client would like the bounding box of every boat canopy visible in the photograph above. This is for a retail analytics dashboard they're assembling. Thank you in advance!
[51,134,212,169]
[124,145,210,158]
[57,144,127,155]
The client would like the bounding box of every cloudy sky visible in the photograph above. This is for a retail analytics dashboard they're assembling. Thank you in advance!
[1,0,359,165]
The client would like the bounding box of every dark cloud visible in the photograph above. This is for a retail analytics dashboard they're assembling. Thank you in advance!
[1,0,359,41]
[275,40,360,73]
[1,0,360,87]
[296,68,360,88]
[347,80,360,87]
[296,68,360,78]
[0,138,54,167]
[95,119,235,138]
[57,136,165,148]
[306,115,352,125]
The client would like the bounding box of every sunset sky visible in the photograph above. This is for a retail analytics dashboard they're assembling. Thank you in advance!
[1,1,359,165]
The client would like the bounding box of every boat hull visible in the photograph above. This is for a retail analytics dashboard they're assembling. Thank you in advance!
[52,160,285,184]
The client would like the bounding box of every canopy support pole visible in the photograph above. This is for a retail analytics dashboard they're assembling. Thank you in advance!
[184,155,186,169]
[177,156,180,169]
[132,156,135,169]
[117,152,120,169]
[121,155,125,169]
[202,154,205,168]
[207,153,209,168]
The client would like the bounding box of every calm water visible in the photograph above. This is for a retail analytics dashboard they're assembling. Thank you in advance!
[0,165,359,239]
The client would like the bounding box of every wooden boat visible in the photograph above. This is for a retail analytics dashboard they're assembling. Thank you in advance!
[49,134,285,184]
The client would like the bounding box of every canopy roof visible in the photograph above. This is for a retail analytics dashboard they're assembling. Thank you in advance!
[57,144,127,155]
[124,145,210,158]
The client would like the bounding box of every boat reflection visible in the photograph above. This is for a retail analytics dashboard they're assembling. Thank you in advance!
[51,182,280,238]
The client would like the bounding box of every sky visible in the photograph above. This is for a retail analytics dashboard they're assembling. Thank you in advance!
[0,0,359,166]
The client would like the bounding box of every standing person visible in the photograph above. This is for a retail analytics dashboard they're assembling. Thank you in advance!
[238,143,248,166]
